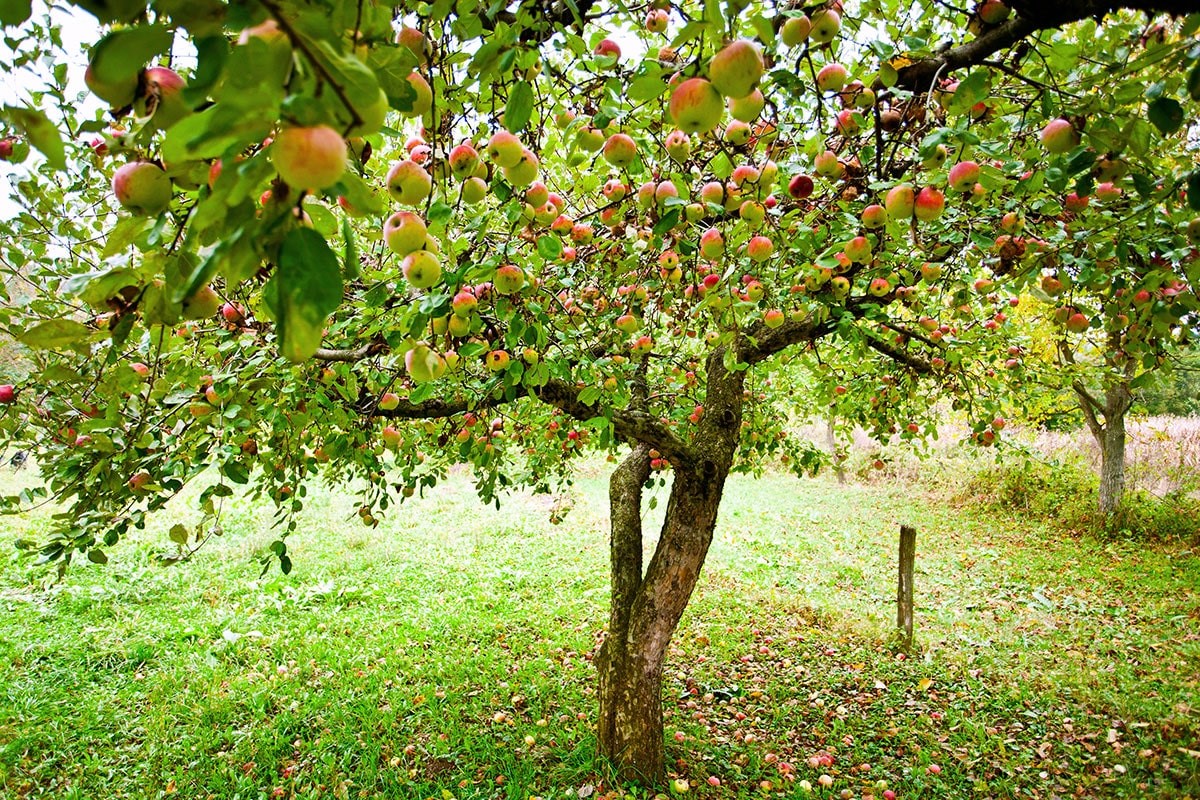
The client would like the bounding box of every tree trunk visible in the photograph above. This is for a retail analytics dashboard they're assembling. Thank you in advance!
[1098,387,1129,516]
[1074,380,1133,516]
[597,349,744,782]
[825,416,845,484]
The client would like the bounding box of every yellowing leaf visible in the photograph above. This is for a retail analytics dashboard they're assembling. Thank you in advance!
[917,678,933,691]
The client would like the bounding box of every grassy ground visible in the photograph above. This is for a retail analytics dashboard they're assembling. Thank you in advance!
[0,460,1198,800]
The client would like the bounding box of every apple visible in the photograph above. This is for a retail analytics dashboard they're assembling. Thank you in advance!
[809,8,842,43]
[485,349,511,372]
[1064,191,1089,213]
[270,125,347,191]
[663,129,692,163]
[603,133,637,168]
[401,250,442,289]
[914,186,945,221]
[747,235,774,261]
[789,174,815,199]
[868,277,891,296]
[834,109,859,136]
[448,143,480,179]
[384,211,427,255]
[666,77,724,136]
[594,38,621,59]
[84,63,138,107]
[708,40,763,99]
[221,302,246,324]
[461,176,488,204]
[631,335,653,356]
[503,148,539,186]
[494,264,526,295]
[699,228,725,259]
[845,235,872,263]
[127,470,152,492]
[1066,312,1090,333]
[816,63,848,92]
[645,8,668,32]
[1000,212,1022,233]
[0,384,14,403]
[112,161,173,215]
[1095,181,1122,202]
[670,778,690,794]
[182,284,221,319]
[922,143,949,169]
[397,26,427,62]
[386,159,432,205]
[406,343,447,383]
[723,119,752,146]
[728,89,764,122]
[861,204,887,228]
[486,130,524,168]
[977,0,1010,23]
[379,392,400,411]
[920,262,942,282]
[403,72,432,117]
[948,160,980,192]
[830,275,850,298]
[763,309,785,328]
[615,314,640,334]
[814,150,841,178]
[1040,118,1078,154]
[138,66,188,130]
[781,15,811,47]
[885,184,915,220]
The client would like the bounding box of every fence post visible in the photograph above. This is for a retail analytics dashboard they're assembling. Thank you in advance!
[897,525,916,649]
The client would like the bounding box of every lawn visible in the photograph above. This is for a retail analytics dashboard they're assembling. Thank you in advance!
[1,460,1198,799]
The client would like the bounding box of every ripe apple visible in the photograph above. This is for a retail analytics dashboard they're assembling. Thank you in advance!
[845,235,872,263]
[603,133,637,168]
[728,89,764,122]
[379,392,400,411]
[789,174,815,199]
[724,119,752,145]
[631,335,654,356]
[645,8,668,32]
[809,8,842,43]
[594,38,621,59]
[977,0,1010,23]
[885,184,915,220]
[668,77,724,135]
[948,160,980,192]
[699,228,724,259]
[1064,191,1089,213]
[816,63,848,92]
[914,186,945,222]
[664,129,691,163]
[271,125,347,190]
[384,211,427,255]
[814,150,841,178]
[112,161,173,215]
[503,148,540,186]
[615,313,640,334]
[138,66,188,130]
[1095,181,1122,202]
[834,109,859,136]
[1040,118,1078,154]
[403,71,433,117]
[127,470,152,491]
[401,251,442,289]
[221,302,245,324]
[493,264,526,295]
[830,275,850,298]
[485,349,511,372]
[448,143,480,179]
[1000,211,1022,233]
[0,384,15,403]
[487,130,524,167]
[386,159,432,205]
[1066,312,1090,333]
[861,204,887,228]
[397,26,427,62]
[868,277,891,296]
[920,262,942,282]
[747,235,774,261]
[708,40,763,99]
[781,15,811,47]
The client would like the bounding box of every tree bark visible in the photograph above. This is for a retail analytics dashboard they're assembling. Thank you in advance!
[1073,380,1133,516]
[597,347,744,782]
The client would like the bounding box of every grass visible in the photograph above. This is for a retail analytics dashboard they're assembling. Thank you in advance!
[1,458,1198,800]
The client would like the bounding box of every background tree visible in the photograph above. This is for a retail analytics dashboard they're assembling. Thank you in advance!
[1,0,1199,782]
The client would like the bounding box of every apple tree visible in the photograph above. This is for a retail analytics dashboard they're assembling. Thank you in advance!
[2,0,1200,781]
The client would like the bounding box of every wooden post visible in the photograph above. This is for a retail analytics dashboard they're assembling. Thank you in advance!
[897,525,916,649]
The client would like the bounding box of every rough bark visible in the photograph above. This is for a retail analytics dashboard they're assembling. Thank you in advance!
[596,347,745,782]
[1073,380,1134,515]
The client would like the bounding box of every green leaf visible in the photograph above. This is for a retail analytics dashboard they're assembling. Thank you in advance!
[18,319,91,350]
[2,106,65,170]
[1147,97,1184,135]
[342,217,360,279]
[627,75,668,103]
[652,208,679,236]
[536,235,562,260]
[1189,171,1200,212]
[505,81,535,133]
[87,549,108,565]
[578,385,602,405]
[90,25,173,89]
[221,461,250,485]
[0,0,32,26]
[168,524,190,545]
[263,228,344,362]
[1189,62,1200,102]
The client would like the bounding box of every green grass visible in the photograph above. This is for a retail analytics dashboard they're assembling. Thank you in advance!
[1,460,1198,799]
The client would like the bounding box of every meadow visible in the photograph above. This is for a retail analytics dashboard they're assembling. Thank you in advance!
[1,445,1198,799]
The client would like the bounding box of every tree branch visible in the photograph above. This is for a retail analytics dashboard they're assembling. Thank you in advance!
[738,315,833,365]
[863,332,934,374]
[893,1,1200,93]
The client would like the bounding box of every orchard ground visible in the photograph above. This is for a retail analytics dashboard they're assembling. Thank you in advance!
[1,448,1198,800]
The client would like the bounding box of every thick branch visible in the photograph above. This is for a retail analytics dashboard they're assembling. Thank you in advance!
[313,343,384,362]
[1073,380,1106,442]
[863,333,934,374]
[739,315,833,365]
[893,1,1200,92]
